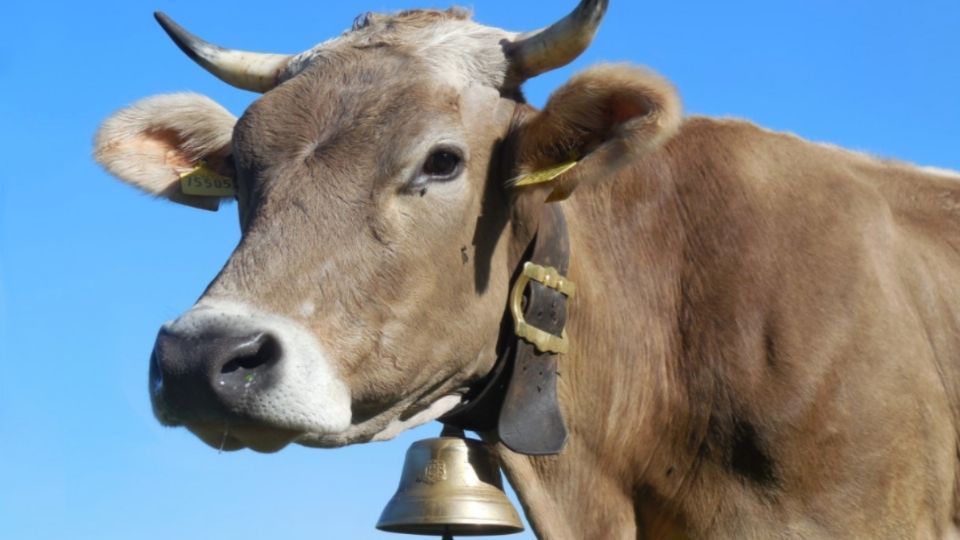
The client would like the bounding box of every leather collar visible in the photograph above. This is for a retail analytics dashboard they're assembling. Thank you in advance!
[441,203,573,456]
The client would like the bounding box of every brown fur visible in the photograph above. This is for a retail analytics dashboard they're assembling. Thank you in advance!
[93,10,960,539]
[504,103,960,537]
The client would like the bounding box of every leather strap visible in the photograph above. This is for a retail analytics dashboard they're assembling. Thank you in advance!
[498,204,570,455]
[441,204,571,455]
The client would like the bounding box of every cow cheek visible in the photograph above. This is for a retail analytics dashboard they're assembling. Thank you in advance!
[342,182,507,402]
[378,254,504,396]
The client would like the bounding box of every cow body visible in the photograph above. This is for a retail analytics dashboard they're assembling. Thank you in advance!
[93,3,960,538]
[508,117,960,538]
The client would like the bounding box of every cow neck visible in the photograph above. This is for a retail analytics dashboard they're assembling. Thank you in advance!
[441,203,571,456]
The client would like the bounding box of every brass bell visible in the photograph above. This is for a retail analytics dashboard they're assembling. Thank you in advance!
[377,432,524,537]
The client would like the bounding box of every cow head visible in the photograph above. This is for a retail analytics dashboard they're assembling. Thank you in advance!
[94,0,681,452]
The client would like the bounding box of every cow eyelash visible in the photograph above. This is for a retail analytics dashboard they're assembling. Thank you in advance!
[422,148,462,178]
[410,146,464,188]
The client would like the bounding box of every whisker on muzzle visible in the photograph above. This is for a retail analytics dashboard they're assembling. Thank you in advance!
[219,424,230,454]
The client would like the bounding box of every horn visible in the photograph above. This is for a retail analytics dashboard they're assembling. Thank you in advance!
[508,0,609,80]
[154,12,293,93]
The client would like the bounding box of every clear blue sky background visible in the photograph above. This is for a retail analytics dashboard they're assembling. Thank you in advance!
[1,1,957,538]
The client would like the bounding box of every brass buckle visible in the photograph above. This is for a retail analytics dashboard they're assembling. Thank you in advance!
[510,262,577,354]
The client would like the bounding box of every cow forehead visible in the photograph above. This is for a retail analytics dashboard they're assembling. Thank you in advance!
[233,42,514,175]
[280,8,516,89]
[235,52,451,168]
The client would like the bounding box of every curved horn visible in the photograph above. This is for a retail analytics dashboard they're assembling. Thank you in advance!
[508,0,609,80]
[154,12,293,93]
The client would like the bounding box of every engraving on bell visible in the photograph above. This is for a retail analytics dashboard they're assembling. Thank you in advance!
[377,437,525,536]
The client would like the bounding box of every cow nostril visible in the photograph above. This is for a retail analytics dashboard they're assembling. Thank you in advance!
[222,338,278,373]
[216,333,282,392]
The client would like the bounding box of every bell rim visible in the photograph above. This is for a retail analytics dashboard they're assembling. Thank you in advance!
[375,521,526,536]
[376,497,524,535]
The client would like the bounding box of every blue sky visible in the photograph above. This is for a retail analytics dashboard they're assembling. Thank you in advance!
[1,1,957,538]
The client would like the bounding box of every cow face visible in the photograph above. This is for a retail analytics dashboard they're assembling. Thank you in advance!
[94,2,634,452]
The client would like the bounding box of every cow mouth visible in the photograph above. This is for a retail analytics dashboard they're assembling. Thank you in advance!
[187,422,302,453]
[183,391,465,453]
[287,393,466,449]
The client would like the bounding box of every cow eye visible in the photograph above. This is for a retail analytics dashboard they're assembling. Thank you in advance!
[421,148,463,181]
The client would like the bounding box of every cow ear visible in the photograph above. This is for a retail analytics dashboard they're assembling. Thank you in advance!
[94,93,237,211]
[513,65,682,202]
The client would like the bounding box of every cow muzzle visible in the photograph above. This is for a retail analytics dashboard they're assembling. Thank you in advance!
[150,328,282,422]
[148,298,353,452]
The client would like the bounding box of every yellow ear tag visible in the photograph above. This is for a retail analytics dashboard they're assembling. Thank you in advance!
[512,161,579,202]
[179,163,236,198]
[512,160,579,188]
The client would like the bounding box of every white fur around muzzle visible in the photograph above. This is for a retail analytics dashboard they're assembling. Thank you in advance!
[159,298,353,436]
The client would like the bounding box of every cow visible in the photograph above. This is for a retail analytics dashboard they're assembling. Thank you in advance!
[94,1,960,538]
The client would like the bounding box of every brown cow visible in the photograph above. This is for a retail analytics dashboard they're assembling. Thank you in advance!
[94,1,960,538]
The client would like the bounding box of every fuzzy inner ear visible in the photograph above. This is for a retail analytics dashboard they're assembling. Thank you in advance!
[515,64,683,200]
[94,93,237,211]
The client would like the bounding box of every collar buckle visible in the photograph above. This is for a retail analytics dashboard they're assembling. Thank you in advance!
[510,262,577,355]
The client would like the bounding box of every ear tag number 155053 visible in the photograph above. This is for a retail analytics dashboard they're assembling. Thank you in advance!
[179,163,236,198]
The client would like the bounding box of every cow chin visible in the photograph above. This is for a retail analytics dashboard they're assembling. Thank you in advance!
[187,423,302,453]
[181,393,465,452]
[295,393,466,448]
